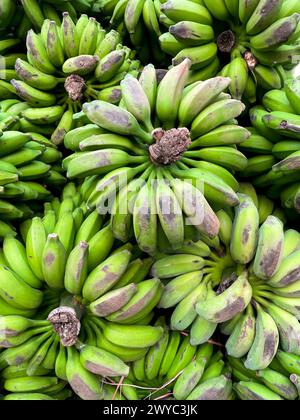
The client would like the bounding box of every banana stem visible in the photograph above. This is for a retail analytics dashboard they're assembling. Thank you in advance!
[253,295,269,308]
[47,294,85,347]
[129,155,149,164]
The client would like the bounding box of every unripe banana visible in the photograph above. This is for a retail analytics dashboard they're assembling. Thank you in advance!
[230,195,259,265]
[82,249,132,302]
[156,58,191,127]
[244,303,279,371]
[64,241,89,296]
[26,217,47,280]
[196,272,252,323]
[78,343,129,377]
[253,216,284,280]
[42,234,66,290]
[225,306,256,358]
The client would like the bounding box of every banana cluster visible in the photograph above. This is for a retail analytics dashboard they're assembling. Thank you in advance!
[241,78,300,216]
[229,352,300,400]
[156,0,300,103]
[103,0,170,64]
[150,189,300,373]
[10,12,139,145]
[0,105,65,234]
[0,312,164,400]
[64,60,249,254]
[0,183,170,400]
[127,328,233,400]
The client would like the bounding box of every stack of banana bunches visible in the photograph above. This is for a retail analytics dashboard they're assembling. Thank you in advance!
[1,0,300,401]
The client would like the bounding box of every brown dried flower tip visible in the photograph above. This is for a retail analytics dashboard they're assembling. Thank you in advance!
[149,127,191,166]
[244,51,258,71]
[48,306,81,347]
[64,74,86,102]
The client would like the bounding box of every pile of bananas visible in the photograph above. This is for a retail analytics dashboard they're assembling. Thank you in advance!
[102,0,169,64]
[228,354,300,400]
[238,78,300,216]
[156,0,300,103]
[8,12,139,145]
[64,61,251,254]
[0,102,65,237]
[127,332,233,400]
[2,0,300,403]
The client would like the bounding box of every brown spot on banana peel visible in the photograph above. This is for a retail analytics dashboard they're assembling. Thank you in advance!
[265,21,298,47]
[280,121,300,134]
[93,151,111,168]
[273,157,300,171]
[108,89,122,103]
[238,387,266,400]
[110,286,160,322]
[70,375,102,400]
[295,195,300,213]
[91,284,137,317]
[15,60,33,82]
[258,240,283,278]
[258,0,280,24]
[52,129,67,145]
[101,53,124,73]
[99,107,132,129]
[214,297,246,323]
[44,252,55,266]
[277,267,300,287]
[0,329,20,337]
[239,316,254,341]
[26,32,38,60]
[242,225,251,244]
[10,80,30,101]
[84,361,121,377]
[0,340,13,348]
[263,332,278,360]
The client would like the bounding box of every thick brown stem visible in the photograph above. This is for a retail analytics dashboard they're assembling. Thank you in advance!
[47,295,84,347]
[217,30,236,53]
[149,128,191,166]
[64,74,86,102]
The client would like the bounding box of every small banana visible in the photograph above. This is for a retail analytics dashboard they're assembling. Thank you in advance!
[196,272,252,324]
[244,303,279,371]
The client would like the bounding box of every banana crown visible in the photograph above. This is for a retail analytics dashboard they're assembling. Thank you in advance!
[154,0,300,101]
[8,13,139,145]
[63,63,249,255]
[246,79,300,216]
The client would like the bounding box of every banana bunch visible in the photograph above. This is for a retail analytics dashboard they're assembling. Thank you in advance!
[1,181,162,322]
[228,354,300,400]
[125,324,233,400]
[0,31,27,99]
[244,78,300,215]
[0,121,65,230]
[10,12,139,145]
[152,189,300,372]
[157,0,300,102]
[64,60,249,254]
[18,0,90,33]
[0,312,164,400]
[103,0,169,65]
[219,198,300,372]
[0,0,27,33]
